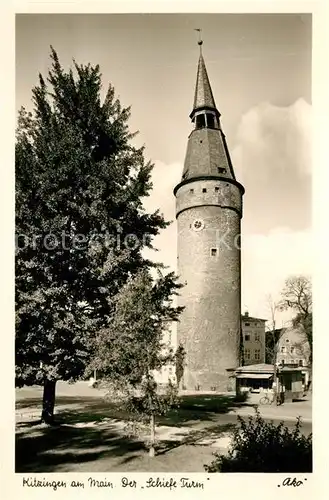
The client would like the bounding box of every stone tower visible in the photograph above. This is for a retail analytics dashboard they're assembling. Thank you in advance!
[174,42,245,392]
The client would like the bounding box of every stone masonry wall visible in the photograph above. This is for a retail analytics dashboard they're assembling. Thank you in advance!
[176,179,243,391]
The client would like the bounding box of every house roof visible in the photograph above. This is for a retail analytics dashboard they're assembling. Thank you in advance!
[242,316,267,323]
[236,363,304,375]
[237,373,273,380]
[236,363,274,373]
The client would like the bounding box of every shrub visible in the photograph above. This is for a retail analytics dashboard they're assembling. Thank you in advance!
[234,390,250,404]
[204,410,312,472]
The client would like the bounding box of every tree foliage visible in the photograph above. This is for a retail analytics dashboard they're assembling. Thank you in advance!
[89,269,183,455]
[280,275,312,365]
[205,411,312,473]
[15,48,171,413]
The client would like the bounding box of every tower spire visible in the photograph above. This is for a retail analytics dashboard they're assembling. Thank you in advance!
[190,39,218,122]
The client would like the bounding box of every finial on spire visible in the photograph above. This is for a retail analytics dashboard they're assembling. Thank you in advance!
[194,28,203,50]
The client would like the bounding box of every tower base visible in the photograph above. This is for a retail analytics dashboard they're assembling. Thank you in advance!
[181,369,237,393]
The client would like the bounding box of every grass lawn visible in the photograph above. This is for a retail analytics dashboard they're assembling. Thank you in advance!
[16,388,252,473]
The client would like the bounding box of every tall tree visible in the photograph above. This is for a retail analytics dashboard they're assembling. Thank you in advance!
[89,269,183,456]
[15,47,170,424]
[279,276,312,368]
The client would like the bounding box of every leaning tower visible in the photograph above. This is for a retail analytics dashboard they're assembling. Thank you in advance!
[174,41,245,392]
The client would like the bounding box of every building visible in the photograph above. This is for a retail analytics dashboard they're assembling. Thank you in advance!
[174,40,244,392]
[275,326,311,388]
[235,363,304,401]
[242,312,266,365]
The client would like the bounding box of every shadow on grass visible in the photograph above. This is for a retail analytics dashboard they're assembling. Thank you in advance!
[16,393,250,472]
[17,393,255,427]
[16,423,147,473]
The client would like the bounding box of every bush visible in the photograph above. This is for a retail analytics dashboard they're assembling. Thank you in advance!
[204,410,312,472]
[234,390,250,404]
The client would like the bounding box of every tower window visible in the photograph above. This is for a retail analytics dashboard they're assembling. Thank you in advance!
[210,248,218,257]
[218,167,226,174]
[202,188,207,193]
[215,187,219,192]
[196,114,206,129]
[206,114,215,129]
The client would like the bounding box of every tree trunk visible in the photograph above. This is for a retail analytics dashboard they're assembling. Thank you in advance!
[41,379,57,425]
[149,413,155,457]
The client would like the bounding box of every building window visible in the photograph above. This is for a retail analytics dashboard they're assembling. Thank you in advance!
[286,339,290,343]
[210,248,218,257]
[290,347,295,354]
[218,167,226,174]
[255,333,260,341]
[244,348,251,360]
[245,335,250,341]
[202,188,207,193]
[215,187,219,192]
[281,346,286,353]
[254,349,261,361]
[190,188,194,194]
[245,322,250,326]
[299,359,304,367]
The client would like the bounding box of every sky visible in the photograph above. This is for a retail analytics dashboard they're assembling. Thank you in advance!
[16,13,312,328]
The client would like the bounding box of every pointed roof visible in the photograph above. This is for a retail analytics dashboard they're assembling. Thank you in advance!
[192,52,217,113]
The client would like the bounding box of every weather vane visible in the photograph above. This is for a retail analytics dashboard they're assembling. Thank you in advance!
[194,28,203,48]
